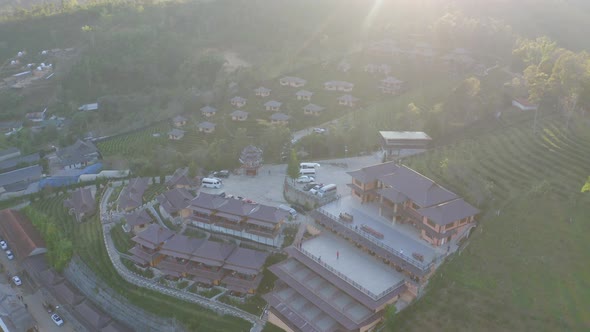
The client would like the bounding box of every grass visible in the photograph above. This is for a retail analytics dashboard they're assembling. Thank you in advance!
[189,286,223,299]
[30,196,251,331]
[183,227,207,239]
[110,223,134,252]
[390,114,590,331]
[143,183,167,202]
[108,185,123,204]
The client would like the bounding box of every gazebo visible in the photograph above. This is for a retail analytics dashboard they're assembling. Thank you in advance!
[239,145,263,176]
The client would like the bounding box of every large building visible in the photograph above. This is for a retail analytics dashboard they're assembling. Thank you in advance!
[379,131,431,158]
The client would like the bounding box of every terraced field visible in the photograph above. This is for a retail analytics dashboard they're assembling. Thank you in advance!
[30,194,250,331]
[393,115,590,331]
[97,123,169,157]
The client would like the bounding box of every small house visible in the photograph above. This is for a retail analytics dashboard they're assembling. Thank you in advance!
[324,80,354,92]
[303,104,325,116]
[270,113,291,125]
[64,188,96,222]
[295,90,313,101]
[255,87,271,97]
[200,106,217,117]
[168,129,185,140]
[337,94,359,107]
[380,76,404,94]
[26,108,47,122]
[279,76,306,88]
[78,103,99,112]
[230,96,247,108]
[512,98,538,111]
[230,110,249,121]
[198,121,216,134]
[264,100,282,112]
[125,210,153,234]
[172,115,187,127]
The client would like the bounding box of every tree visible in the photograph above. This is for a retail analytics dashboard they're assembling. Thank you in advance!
[287,149,300,180]
[581,176,590,193]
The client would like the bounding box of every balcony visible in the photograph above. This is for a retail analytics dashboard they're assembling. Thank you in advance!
[396,206,423,222]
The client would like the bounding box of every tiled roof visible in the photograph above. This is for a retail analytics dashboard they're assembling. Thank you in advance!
[165,167,197,188]
[124,209,152,227]
[56,140,99,166]
[270,113,290,121]
[200,106,217,114]
[0,165,42,188]
[131,224,175,249]
[157,188,194,214]
[379,166,457,207]
[418,198,479,225]
[303,104,324,112]
[0,209,46,258]
[198,121,216,129]
[74,300,112,329]
[346,161,399,184]
[118,177,149,210]
[64,187,96,216]
[224,247,269,274]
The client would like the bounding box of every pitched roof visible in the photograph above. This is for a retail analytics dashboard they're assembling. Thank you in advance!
[296,90,313,97]
[124,209,152,227]
[264,100,282,108]
[64,187,96,216]
[165,167,197,188]
[337,94,359,102]
[200,106,217,114]
[118,178,149,210]
[0,209,46,258]
[157,188,194,214]
[0,121,23,131]
[303,104,324,112]
[198,121,216,129]
[167,128,185,138]
[224,247,269,274]
[188,192,228,210]
[270,113,290,121]
[255,86,271,93]
[0,153,40,172]
[172,115,187,123]
[247,205,289,226]
[230,110,249,117]
[0,165,43,188]
[231,96,246,103]
[418,198,479,225]
[346,161,399,184]
[377,188,407,203]
[192,241,236,265]
[324,80,354,87]
[159,234,205,259]
[216,197,256,217]
[56,140,99,166]
[379,166,458,207]
[75,300,112,329]
[131,224,175,249]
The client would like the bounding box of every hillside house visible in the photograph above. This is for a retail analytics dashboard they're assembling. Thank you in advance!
[78,103,99,112]
[279,76,306,88]
[64,187,96,222]
[172,115,187,127]
[118,177,149,211]
[380,76,404,95]
[303,103,325,116]
[157,188,193,220]
[324,80,354,92]
[0,209,47,258]
[166,167,197,189]
[168,129,185,140]
[57,140,100,170]
[0,165,42,196]
[380,131,431,158]
[512,98,538,111]
[337,94,359,107]
[200,106,217,117]
[295,90,313,101]
[255,87,271,97]
[230,96,247,108]
[124,210,153,234]
[230,110,249,121]
[270,113,290,125]
[25,108,47,122]
[198,122,216,134]
[0,121,23,136]
[264,100,282,112]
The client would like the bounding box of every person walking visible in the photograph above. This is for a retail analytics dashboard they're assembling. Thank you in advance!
[336,251,339,259]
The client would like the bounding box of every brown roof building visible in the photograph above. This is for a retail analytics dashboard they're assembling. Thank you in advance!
[75,300,112,330]
[118,177,149,211]
[157,188,194,217]
[0,209,47,259]
[64,187,96,222]
[165,167,197,189]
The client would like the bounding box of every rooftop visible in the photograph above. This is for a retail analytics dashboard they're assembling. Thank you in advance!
[0,165,43,188]
[230,110,249,117]
[198,122,216,129]
[379,131,432,141]
[0,209,47,258]
[200,106,217,114]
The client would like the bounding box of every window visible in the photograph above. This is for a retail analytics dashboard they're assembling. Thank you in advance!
[445,222,455,231]
[426,219,436,228]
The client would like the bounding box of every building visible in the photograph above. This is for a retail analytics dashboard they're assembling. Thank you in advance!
[168,128,185,140]
[78,103,99,111]
[0,165,43,196]
[303,103,325,116]
[198,122,216,134]
[324,81,354,92]
[270,113,290,125]
[0,284,35,332]
[379,131,431,158]
[279,76,306,88]
[64,187,96,222]
[201,106,217,117]
[255,87,271,97]
[264,100,282,112]
[186,193,288,246]
[512,98,538,111]
[364,63,391,75]
[25,108,47,122]
[346,162,479,247]
[230,96,247,108]
[172,115,188,127]
[157,188,193,220]
[0,209,47,259]
[379,76,404,95]
[74,300,112,330]
[240,145,263,176]
[0,121,23,136]
[337,94,359,108]
[166,167,197,189]
[56,140,100,170]
[295,90,313,101]
[0,153,40,173]
[366,39,400,57]
[0,148,21,162]
[118,177,149,211]
[230,110,249,121]
[124,210,153,234]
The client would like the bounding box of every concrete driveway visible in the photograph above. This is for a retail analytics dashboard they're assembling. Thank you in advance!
[199,153,385,207]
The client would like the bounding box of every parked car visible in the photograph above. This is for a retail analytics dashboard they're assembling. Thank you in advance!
[278,204,298,219]
[313,127,327,134]
[309,184,322,195]
[296,175,315,183]
[212,170,230,178]
[12,276,22,286]
[51,313,64,326]
[0,240,7,250]
[6,250,14,260]
[302,182,318,191]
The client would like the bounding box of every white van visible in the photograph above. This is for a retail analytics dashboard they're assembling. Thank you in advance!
[201,177,222,189]
[299,168,316,176]
[317,184,337,197]
[300,162,321,169]
[278,204,298,219]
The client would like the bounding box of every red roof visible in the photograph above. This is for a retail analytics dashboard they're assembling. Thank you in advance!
[0,209,47,258]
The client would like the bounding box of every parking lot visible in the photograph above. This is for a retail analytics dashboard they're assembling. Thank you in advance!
[199,153,385,208]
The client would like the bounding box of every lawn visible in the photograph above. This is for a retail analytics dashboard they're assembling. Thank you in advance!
[389,114,590,331]
[30,196,251,331]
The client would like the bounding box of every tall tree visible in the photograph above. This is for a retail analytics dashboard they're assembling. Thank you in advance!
[287,149,300,180]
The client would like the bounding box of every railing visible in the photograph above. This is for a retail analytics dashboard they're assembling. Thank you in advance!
[315,209,434,271]
[397,206,423,222]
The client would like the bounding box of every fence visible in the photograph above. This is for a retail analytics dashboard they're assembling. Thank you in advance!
[283,178,339,209]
